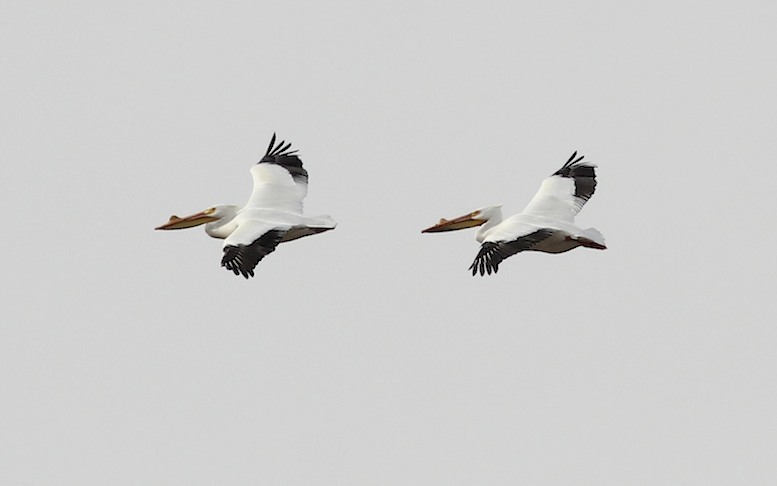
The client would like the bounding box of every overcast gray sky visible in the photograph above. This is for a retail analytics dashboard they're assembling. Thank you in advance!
[2,1,776,484]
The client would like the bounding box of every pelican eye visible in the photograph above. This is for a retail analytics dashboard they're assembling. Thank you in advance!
[471,211,480,217]
[204,208,216,215]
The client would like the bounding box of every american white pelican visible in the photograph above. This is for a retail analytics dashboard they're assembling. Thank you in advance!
[422,152,606,276]
[155,134,336,278]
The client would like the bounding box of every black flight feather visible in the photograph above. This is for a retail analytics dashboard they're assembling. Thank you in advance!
[468,229,554,276]
[259,133,308,183]
[221,230,285,279]
[552,151,597,205]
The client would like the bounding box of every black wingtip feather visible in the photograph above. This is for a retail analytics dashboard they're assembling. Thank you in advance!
[265,133,277,156]
[258,134,309,183]
[552,152,597,203]
[468,230,554,276]
[558,151,585,172]
[469,242,501,277]
[279,142,292,154]
[264,133,300,158]
[221,230,284,279]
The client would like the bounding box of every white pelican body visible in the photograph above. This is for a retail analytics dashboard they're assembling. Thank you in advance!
[422,152,606,276]
[156,134,336,278]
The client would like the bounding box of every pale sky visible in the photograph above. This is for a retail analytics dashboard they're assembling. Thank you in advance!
[2,1,776,485]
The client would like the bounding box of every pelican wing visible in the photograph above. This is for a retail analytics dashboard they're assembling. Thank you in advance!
[245,134,309,213]
[521,152,597,222]
[470,228,554,276]
[221,218,288,278]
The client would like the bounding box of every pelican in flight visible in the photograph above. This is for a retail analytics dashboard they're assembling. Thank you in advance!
[422,152,606,276]
[155,134,336,278]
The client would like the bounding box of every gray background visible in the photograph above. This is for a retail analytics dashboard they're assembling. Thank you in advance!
[2,1,776,484]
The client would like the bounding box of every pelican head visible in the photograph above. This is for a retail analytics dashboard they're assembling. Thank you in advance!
[155,205,239,231]
[421,205,502,233]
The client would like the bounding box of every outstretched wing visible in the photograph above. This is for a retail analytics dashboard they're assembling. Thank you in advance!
[244,134,309,213]
[469,229,553,276]
[521,152,597,222]
[221,219,287,278]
